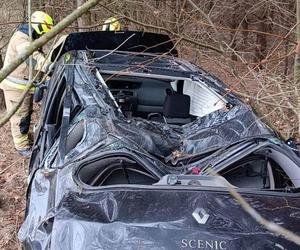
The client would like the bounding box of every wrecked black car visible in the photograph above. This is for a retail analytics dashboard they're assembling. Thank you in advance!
[19,31,300,249]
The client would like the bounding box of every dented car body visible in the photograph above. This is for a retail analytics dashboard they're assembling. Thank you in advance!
[20,31,300,249]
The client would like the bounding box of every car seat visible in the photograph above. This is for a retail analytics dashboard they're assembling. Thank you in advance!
[162,93,191,124]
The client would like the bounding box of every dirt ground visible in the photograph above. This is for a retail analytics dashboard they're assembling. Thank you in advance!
[0,121,27,250]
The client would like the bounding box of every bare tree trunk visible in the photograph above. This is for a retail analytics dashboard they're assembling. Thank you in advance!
[77,0,92,31]
[229,0,238,61]
[0,53,5,110]
[294,0,300,135]
[255,16,268,67]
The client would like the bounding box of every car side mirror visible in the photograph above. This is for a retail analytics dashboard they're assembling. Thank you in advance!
[33,83,47,103]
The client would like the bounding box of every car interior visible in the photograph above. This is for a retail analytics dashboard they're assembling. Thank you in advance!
[75,149,295,190]
[77,155,161,186]
[103,74,227,125]
[219,155,294,190]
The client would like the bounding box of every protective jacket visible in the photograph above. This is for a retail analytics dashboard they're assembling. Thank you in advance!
[1,24,51,151]
[1,24,50,91]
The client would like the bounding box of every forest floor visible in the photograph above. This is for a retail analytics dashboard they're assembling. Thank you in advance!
[0,103,40,249]
[0,122,28,250]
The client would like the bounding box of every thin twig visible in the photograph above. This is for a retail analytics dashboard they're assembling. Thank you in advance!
[207,169,300,246]
[0,158,21,175]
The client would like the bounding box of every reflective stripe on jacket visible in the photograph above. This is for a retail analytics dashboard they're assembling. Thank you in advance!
[1,27,50,91]
[1,78,35,92]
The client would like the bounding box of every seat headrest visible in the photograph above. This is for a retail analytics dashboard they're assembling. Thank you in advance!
[163,94,190,118]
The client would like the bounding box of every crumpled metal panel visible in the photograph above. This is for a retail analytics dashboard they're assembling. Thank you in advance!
[107,103,271,159]
[181,104,270,155]
[68,59,272,161]
[19,169,57,249]
[20,170,300,250]
[46,98,271,167]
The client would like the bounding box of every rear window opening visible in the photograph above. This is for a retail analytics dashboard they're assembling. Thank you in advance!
[219,149,296,190]
[76,155,160,187]
[100,74,227,125]
[75,145,298,191]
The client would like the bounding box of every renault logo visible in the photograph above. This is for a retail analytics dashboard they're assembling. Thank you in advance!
[192,208,209,225]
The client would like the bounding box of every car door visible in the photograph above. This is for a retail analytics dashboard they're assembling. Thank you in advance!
[29,68,66,172]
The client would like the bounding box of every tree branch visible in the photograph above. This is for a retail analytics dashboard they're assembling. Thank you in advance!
[207,169,300,246]
[0,0,102,86]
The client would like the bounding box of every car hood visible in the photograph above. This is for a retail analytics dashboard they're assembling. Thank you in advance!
[70,101,272,163]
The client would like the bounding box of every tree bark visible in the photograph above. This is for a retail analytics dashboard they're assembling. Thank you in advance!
[295,0,300,135]
[0,53,5,110]
[77,0,92,31]
[255,14,269,67]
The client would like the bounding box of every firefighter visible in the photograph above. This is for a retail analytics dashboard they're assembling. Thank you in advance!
[102,17,121,31]
[0,11,54,157]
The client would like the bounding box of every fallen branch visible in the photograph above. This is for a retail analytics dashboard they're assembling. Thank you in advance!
[0,158,21,175]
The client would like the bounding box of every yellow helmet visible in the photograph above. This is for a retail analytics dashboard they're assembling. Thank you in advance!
[31,11,54,35]
[102,17,121,31]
